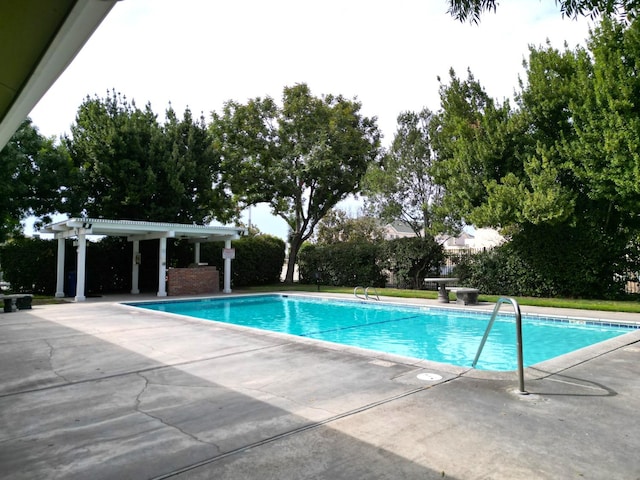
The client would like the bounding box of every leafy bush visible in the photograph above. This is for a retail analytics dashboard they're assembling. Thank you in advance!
[455,246,557,297]
[0,237,58,294]
[298,241,386,287]
[380,237,444,289]
[457,224,630,298]
[198,234,286,287]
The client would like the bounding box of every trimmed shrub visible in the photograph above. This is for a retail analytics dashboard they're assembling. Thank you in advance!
[0,237,58,294]
[380,237,444,289]
[457,224,630,298]
[298,241,386,287]
[198,234,286,287]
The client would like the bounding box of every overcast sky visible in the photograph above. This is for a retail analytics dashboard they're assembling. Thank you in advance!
[29,0,595,239]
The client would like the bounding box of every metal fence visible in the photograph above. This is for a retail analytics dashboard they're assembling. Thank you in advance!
[441,248,485,276]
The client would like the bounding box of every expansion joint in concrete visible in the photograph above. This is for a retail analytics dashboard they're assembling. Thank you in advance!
[134,373,222,453]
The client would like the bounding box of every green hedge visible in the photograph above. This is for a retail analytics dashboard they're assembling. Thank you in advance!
[298,238,445,289]
[0,234,286,295]
[456,225,630,298]
[380,237,444,289]
[0,237,59,294]
[298,241,386,287]
[198,235,286,287]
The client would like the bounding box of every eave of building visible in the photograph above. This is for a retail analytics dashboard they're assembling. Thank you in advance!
[0,0,120,150]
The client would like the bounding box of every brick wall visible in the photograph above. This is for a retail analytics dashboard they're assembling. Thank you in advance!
[167,266,220,296]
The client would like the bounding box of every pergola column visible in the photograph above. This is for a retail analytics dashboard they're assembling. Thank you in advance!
[131,240,140,294]
[75,232,87,302]
[157,237,167,297]
[223,239,232,294]
[55,237,65,298]
[194,242,201,264]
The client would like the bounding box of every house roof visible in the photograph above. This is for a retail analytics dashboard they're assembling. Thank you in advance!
[0,0,119,150]
[41,217,246,242]
[386,220,416,234]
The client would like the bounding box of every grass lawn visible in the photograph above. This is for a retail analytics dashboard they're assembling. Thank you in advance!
[242,284,640,314]
[23,285,640,314]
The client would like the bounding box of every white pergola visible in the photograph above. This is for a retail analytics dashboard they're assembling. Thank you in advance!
[41,218,246,301]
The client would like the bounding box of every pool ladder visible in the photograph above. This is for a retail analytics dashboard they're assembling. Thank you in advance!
[473,297,528,395]
[354,286,380,301]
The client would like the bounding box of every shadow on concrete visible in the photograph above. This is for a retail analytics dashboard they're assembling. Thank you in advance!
[0,314,459,480]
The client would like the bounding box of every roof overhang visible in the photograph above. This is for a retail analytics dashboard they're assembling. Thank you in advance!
[41,218,247,242]
[0,0,120,150]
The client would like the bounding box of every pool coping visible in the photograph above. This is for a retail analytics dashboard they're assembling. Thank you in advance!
[121,291,640,384]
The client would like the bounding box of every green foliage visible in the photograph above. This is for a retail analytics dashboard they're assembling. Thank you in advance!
[458,225,629,298]
[64,91,233,223]
[363,108,449,236]
[431,18,640,297]
[298,241,386,287]
[0,237,58,293]
[0,234,284,295]
[456,246,559,298]
[447,0,639,23]
[314,210,385,244]
[380,237,444,289]
[193,235,286,287]
[0,119,71,241]
[431,68,519,230]
[211,83,381,282]
[230,235,286,286]
[85,237,133,294]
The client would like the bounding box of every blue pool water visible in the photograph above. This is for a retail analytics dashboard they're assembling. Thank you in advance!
[128,294,637,371]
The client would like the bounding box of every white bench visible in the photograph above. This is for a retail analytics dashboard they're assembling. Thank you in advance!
[2,294,33,312]
[446,287,479,305]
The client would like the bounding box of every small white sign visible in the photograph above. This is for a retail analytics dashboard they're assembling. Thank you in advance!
[222,248,235,260]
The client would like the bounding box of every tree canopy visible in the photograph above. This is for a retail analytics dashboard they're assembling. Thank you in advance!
[314,209,385,244]
[447,0,640,23]
[211,84,381,283]
[431,16,640,296]
[363,109,441,237]
[0,119,71,241]
[64,91,234,224]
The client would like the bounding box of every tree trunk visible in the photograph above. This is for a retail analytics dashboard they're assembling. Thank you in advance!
[284,234,303,283]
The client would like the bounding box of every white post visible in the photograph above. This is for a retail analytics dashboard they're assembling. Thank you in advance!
[223,239,232,293]
[194,242,201,264]
[75,233,87,302]
[131,240,140,294]
[157,237,167,297]
[55,237,65,298]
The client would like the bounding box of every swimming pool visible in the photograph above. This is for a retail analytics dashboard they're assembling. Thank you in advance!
[128,294,638,371]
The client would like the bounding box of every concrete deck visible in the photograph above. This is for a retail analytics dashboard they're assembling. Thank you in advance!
[1,293,639,479]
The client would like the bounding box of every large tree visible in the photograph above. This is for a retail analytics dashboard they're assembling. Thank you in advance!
[363,108,447,237]
[0,119,71,241]
[314,209,385,245]
[211,84,381,283]
[431,16,640,296]
[65,91,233,223]
[431,68,517,231]
[446,0,639,23]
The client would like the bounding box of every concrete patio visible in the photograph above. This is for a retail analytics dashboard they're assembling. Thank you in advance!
[1,294,639,479]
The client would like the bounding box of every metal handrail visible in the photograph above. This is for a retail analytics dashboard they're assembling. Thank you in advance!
[472,297,527,394]
[365,287,380,301]
[354,286,380,301]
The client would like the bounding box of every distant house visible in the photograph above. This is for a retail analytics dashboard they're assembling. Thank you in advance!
[382,221,421,240]
[436,228,505,251]
[382,221,505,250]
